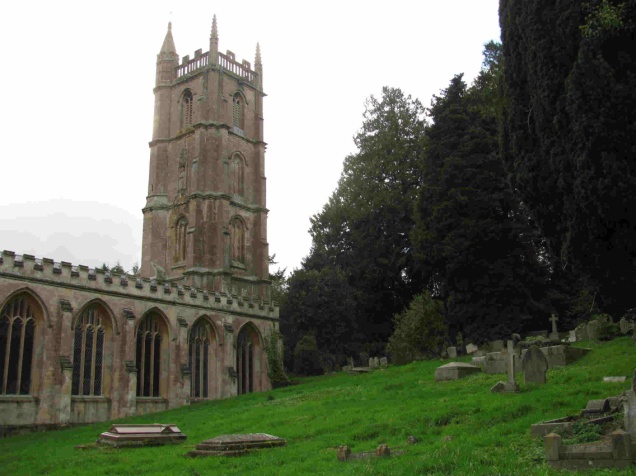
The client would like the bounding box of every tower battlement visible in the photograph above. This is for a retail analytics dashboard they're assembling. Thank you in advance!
[177,48,257,84]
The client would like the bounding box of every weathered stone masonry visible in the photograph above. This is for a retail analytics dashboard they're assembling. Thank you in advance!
[0,17,278,431]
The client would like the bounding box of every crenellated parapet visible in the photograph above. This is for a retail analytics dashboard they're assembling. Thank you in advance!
[176,48,259,86]
[0,250,278,320]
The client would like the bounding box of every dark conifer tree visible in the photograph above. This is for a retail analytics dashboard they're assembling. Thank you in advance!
[413,54,548,342]
[500,0,636,315]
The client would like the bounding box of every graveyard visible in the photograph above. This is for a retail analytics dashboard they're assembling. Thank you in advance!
[0,336,634,475]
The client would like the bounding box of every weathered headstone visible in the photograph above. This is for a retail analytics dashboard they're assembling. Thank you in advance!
[465,343,478,355]
[447,346,457,358]
[568,330,577,343]
[587,320,600,340]
[373,357,380,368]
[369,357,378,369]
[619,317,635,334]
[379,357,388,368]
[490,340,504,352]
[484,352,507,374]
[575,323,589,341]
[434,362,481,381]
[549,314,560,341]
[521,345,548,385]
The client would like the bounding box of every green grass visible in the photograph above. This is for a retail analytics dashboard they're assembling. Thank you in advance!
[1,337,635,475]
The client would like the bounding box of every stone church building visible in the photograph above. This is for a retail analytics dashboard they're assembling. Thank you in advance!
[0,17,279,432]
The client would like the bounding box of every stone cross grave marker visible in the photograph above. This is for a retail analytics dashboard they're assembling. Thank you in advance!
[491,340,520,393]
[522,345,549,384]
[506,340,520,391]
[549,314,559,341]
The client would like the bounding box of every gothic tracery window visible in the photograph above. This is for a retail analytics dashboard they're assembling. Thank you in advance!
[0,294,38,395]
[72,305,106,396]
[232,93,244,129]
[136,314,164,398]
[236,325,257,395]
[189,320,212,399]
[182,89,194,128]
[230,216,246,264]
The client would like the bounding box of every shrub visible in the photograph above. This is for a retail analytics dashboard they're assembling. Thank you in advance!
[386,292,447,364]
[264,326,290,388]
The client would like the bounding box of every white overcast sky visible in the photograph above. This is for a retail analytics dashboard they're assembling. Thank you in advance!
[0,1,501,275]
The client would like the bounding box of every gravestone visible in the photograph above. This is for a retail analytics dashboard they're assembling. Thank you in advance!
[379,357,388,368]
[620,317,635,334]
[575,323,589,341]
[369,357,378,369]
[587,320,600,340]
[568,330,577,343]
[465,343,478,355]
[490,340,504,352]
[97,424,187,447]
[483,352,507,374]
[549,314,560,341]
[187,433,286,457]
[521,345,548,385]
[447,346,457,358]
[373,357,380,368]
[434,362,481,381]
[491,340,520,393]
[471,356,485,368]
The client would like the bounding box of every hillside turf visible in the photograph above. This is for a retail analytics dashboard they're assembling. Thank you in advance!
[1,337,634,475]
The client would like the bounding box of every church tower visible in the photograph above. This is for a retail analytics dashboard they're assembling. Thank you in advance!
[141,18,270,300]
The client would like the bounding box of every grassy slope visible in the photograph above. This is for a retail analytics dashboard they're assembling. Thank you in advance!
[1,337,635,476]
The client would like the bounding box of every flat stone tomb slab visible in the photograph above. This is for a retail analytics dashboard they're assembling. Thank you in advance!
[435,362,481,381]
[188,433,286,457]
[97,424,187,447]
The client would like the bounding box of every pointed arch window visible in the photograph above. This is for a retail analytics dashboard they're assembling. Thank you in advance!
[189,320,212,399]
[0,294,38,395]
[232,93,244,129]
[182,89,194,128]
[136,315,164,397]
[236,325,257,395]
[72,305,106,396]
[175,217,188,262]
[230,216,246,265]
[230,154,245,196]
